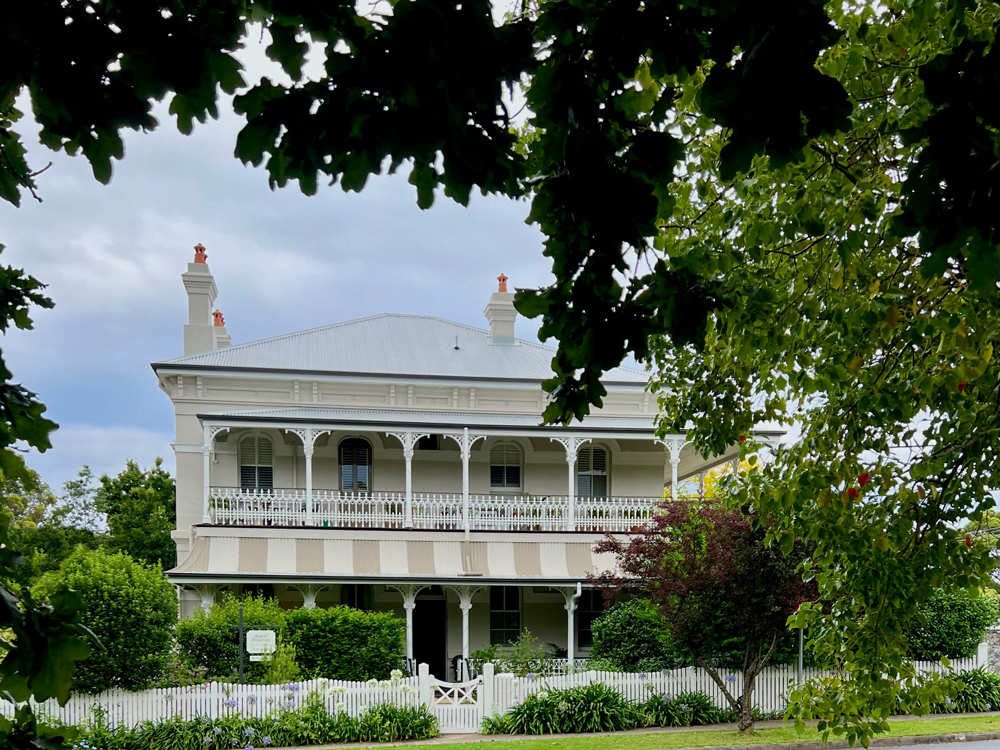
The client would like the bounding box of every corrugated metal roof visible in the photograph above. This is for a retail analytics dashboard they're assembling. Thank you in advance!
[199,407,659,433]
[154,313,647,384]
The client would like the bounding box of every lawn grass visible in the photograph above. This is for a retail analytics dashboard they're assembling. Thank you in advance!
[440,715,1000,750]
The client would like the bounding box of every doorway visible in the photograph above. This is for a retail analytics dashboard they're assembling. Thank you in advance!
[412,590,448,679]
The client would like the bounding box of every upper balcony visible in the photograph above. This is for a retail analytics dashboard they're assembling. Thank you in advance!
[193,407,749,534]
[208,487,667,532]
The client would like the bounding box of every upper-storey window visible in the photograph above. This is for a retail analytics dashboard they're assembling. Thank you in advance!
[239,435,273,490]
[577,446,608,498]
[490,442,522,489]
[340,438,372,492]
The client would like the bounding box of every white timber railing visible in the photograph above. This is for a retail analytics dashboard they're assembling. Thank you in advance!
[10,657,983,733]
[208,487,662,531]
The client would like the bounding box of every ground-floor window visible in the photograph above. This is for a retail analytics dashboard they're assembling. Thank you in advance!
[490,586,521,645]
[577,589,604,648]
[341,583,374,611]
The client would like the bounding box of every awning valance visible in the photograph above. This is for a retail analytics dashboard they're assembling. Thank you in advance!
[168,531,618,584]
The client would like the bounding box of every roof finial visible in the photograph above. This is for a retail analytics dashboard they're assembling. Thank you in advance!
[194,243,208,264]
[497,273,508,293]
[213,309,225,327]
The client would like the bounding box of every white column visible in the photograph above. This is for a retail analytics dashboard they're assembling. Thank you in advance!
[444,432,486,539]
[404,439,415,528]
[562,584,581,668]
[304,436,314,526]
[462,427,471,535]
[197,584,218,612]
[449,586,481,680]
[284,428,330,526]
[551,438,590,531]
[391,585,425,668]
[202,424,212,523]
[667,438,685,500]
[732,456,740,487]
[388,432,428,529]
[292,584,326,609]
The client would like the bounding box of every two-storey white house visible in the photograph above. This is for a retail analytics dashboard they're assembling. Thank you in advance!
[156,246,754,680]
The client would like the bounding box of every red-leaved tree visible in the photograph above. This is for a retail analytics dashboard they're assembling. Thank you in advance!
[594,500,814,732]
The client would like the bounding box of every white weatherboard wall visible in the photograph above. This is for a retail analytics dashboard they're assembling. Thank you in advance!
[8,657,982,734]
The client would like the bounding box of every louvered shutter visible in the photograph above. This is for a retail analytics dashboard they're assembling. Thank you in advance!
[577,447,608,498]
[355,442,370,490]
[490,443,521,488]
[340,439,372,492]
[239,436,273,489]
[256,438,273,488]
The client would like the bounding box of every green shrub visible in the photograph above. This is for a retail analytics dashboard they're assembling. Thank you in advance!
[32,548,177,693]
[908,588,999,660]
[471,630,554,675]
[285,606,404,681]
[71,693,438,749]
[482,682,643,734]
[929,668,1000,713]
[642,690,723,727]
[175,594,286,683]
[356,703,439,742]
[590,600,680,671]
[262,639,300,684]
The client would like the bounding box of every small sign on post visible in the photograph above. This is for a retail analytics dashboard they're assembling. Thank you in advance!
[246,629,276,656]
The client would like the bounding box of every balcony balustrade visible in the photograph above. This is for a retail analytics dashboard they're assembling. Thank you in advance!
[208,487,665,532]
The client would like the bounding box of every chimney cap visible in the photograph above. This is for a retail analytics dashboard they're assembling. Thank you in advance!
[497,273,508,293]
[213,309,225,327]
[194,244,208,264]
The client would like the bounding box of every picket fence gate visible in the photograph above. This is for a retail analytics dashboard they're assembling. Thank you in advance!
[7,655,982,735]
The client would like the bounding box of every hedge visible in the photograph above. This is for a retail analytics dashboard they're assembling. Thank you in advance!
[176,598,405,682]
[32,548,177,693]
[908,588,1000,661]
[175,595,288,683]
[285,606,405,681]
[589,599,679,672]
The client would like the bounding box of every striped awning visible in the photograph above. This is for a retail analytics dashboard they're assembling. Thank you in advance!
[168,531,617,583]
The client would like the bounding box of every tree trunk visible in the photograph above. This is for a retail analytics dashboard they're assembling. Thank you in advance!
[739,670,756,732]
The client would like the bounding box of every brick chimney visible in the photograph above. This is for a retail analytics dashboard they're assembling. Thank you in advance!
[484,273,517,344]
[181,244,221,355]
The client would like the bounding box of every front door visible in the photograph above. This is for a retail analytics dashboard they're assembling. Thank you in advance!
[412,598,447,679]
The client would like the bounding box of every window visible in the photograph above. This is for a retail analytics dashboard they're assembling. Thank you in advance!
[239,435,273,490]
[490,586,521,645]
[341,584,374,611]
[417,435,440,450]
[340,438,372,492]
[577,447,608,498]
[490,442,522,489]
[577,589,604,648]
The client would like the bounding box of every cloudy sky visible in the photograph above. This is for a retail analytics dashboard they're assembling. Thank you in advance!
[3,29,554,492]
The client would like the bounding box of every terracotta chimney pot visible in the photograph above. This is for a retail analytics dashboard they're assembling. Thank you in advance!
[213,309,225,327]
[497,273,508,293]
[194,244,208,264]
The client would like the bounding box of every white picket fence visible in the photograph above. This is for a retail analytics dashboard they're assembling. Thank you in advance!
[19,677,421,730]
[8,656,983,734]
[493,657,979,716]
